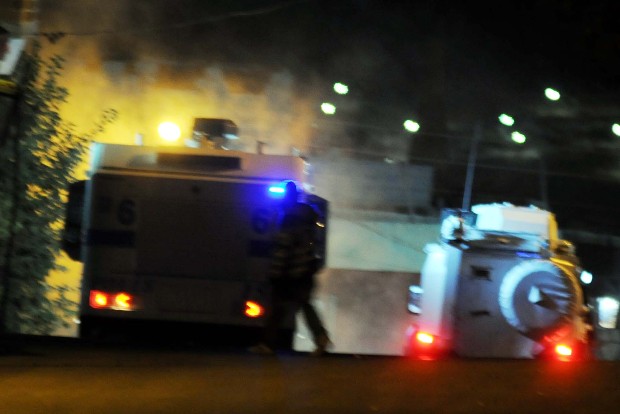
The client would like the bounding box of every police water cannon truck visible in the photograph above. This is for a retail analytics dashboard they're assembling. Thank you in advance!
[405,203,591,360]
[62,119,328,340]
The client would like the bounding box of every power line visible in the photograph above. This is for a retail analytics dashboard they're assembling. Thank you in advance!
[35,0,311,41]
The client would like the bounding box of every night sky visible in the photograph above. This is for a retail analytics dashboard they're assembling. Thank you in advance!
[41,0,620,234]
[42,1,620,87]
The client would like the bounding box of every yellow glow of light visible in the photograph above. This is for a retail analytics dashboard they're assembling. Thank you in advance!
[158,121,181,142]
[114,292,133,310]
[404,120,420,133]
[612,123,620,137]
[245,301,264,318]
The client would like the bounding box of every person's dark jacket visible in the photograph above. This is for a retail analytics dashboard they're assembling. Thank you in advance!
[269,203,320,282]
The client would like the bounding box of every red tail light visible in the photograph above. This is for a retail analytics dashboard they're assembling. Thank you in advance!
[245,301,264,318]
[89,290,135,311]
[405,329,446,360]
[555,344,573,356]
[90,290,109,309]
[114,292,133,310]
[415,331,435,345]
[555,344,573,357]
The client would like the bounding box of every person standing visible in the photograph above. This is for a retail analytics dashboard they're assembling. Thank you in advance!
[250,181,331,356]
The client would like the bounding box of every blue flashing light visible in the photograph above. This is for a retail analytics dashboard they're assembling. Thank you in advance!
[268,186,285,194]
[268,180,294,199]
[268,186,286,199]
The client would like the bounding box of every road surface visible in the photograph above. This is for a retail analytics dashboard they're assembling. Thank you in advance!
[1,335,619,414]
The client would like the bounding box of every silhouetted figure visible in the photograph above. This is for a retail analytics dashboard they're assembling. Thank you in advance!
[250,181,331,355]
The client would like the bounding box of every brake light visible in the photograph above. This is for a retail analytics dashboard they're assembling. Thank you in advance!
[89,290,136,311]
[90,290,109,308]
[416,332,435,345]
[245,300,264,318]
[555,344,573,357]
[114,292,133,310]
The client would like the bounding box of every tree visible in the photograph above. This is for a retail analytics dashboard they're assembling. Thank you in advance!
[0,42,116,335]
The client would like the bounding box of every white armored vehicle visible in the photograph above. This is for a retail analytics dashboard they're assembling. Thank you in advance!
[405,203,591,360]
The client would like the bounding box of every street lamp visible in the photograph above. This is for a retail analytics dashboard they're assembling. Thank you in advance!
[333,82,349,95]
[498,114,515,127]
[612,123,620,137]
[321,102,336,115]
[404,119,420,133]
[461,121,484,211]
[544,88,561,101]
[511,131,527,144]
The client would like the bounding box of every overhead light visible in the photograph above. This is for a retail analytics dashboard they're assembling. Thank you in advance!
[333,82,349,95]
[404,120,420,133]
[511,131,526,144]
[544,88,561,101]
[321,102,336,115]
[498,114,515,126]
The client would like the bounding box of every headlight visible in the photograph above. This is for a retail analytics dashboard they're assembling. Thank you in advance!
[597,296,620,329]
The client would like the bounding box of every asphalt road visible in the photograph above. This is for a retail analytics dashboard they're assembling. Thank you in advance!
[1,336,619,414]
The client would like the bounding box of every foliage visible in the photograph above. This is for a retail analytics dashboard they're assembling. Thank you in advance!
[0,42,117,335]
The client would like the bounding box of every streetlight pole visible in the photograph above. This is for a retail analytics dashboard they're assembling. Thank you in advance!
[462,121,483,211]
